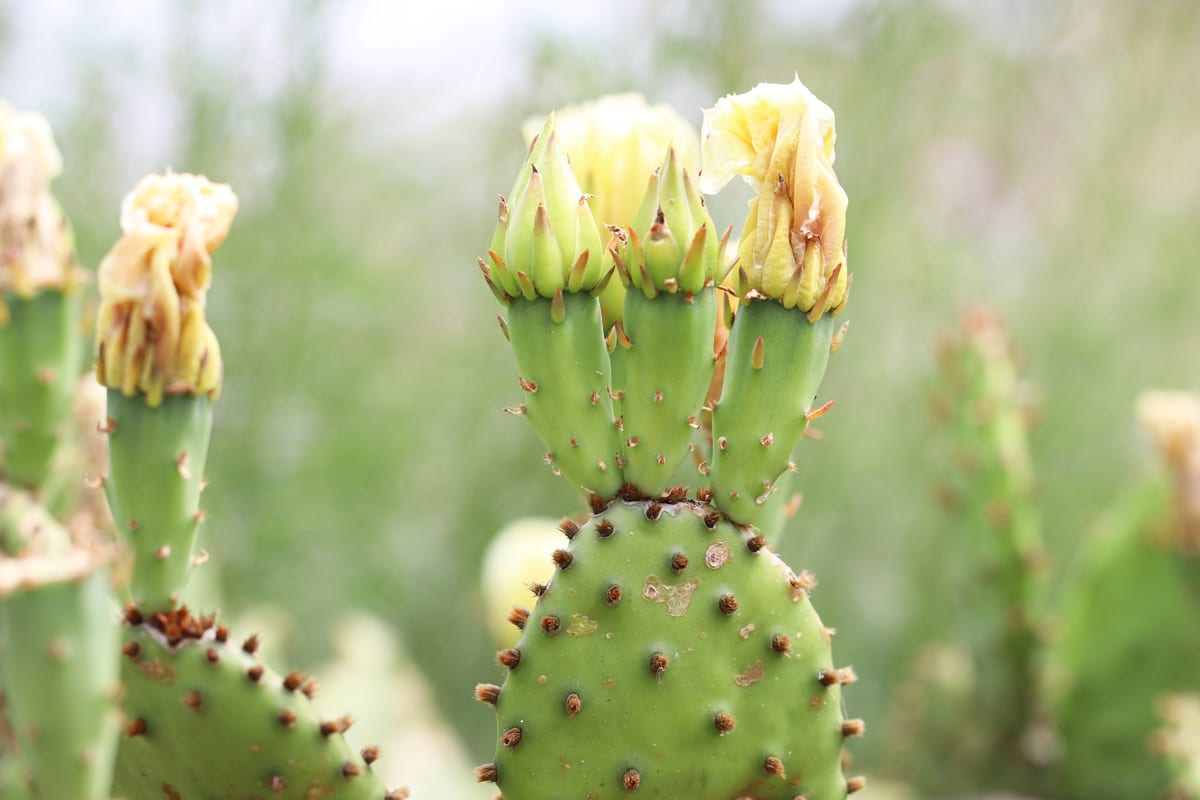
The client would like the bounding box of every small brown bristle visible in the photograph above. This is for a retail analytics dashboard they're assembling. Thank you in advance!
[278,710,297,728]
[475,683,502,705]
[565,692,582,717]
[618,483,642,502]
[501,726,523,748]
[552,549,573,570]
[718,595,738,615]
[771,635,792,653]
[122,641,141,659]
[384,791,410,800]
[838,666,859,684]
[818,669,840,687]
[703,511,721,529]
[588,493,607,514]
[559,518,580,539]
[663,485,687,503]
[242,634,260,654]
[649,652,669,676]
[125,718,147,737]
[475,763,499,783]
[541,615,561,635]
[644,502,662,520]
[124,604,144,626]
[596,519,615,538]
[841,719,866,738]
[846,776,867,794]
[791,570,818,592]
[182,690,202,711]
[320,716,352,738]
[714,711,736,733]
[508,606,530,629]
[747,535,766,553]
[764,755,786,777]
[341,762,362,779]
[247,665,264,683]
[266,774,286,794]
[215,625,228,643]
[696,487,714,503]
[497,648,521,669]
[301,678,319,699]
[527,582,547,597]
[605,584,623,606]
[204,647,219,664]
[622,768,641,790]
[283,671,304,692]
[362,745,380,764]
[670,553,689,573]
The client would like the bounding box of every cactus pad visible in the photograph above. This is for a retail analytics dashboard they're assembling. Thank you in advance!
[480,499,861,799]
[114,606,407,800]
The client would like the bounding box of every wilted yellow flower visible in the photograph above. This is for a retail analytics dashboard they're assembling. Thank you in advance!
[522,95,700,327]
[0,101,79,300]
[700,76,848,318]
[95,172,238,407]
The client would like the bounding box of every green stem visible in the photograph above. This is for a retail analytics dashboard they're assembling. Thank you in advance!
[105,391,212,610]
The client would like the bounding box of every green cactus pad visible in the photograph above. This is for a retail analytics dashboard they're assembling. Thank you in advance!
[0,547,120,800]
[0,290,84,490]
[617,289,716,497]
[506,293,623,497]
[114,607,406,800]
[710,301,834,526]
[104,390,213,611]
[480,500,861,800]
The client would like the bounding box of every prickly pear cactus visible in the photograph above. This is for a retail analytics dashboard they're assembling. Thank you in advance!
[476,78,862,800]
[114,606,401,799]
[1053,392,1200,800]
[481,499,857,799]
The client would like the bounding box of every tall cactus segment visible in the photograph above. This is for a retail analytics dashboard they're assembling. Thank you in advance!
[0,503,119,800]
[94,172,234,611]
[113,607,401,800]
[611,147,727,496]
[700,77,849,526]
[477,81,863,800]
[0,102,86,490]
[483,117,622,497]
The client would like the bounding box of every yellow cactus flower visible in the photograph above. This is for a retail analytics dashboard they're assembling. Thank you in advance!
[0,101,80,302]
[95,172,238,407]
[700,76,849,318]
[1137,390,1200,550]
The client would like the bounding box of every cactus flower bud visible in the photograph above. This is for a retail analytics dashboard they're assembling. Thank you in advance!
[0,102,81,305]
[521,95,701,327]
[485,116,606,303]
[612,147,726,297]
[94,172,237,408]
[701,76,849,318]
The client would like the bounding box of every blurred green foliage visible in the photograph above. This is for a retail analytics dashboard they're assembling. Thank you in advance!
[6,0,1199,792]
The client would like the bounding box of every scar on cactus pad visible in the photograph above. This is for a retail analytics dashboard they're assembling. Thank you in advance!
[478,78,860,799]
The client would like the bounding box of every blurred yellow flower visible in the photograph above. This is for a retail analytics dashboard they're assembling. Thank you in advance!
[700,76,848,318]
[95,172,238,406]
[0,101,78,298]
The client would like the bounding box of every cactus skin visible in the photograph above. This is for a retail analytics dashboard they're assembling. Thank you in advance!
[0,290,84,489]
[0,548,120,800]
[709,302,834,525]
[482,500,860,800]
[1053,481,1200,800]
[506,294,623,496]
[114,607,404,800]
[104,390,212,611]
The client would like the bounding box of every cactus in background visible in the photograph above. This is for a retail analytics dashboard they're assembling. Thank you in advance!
[888,308,1048,794]
[0,102,86,491]
[476,79,863,799]
[1053,391,1200,800]
[1154,693,1200,800]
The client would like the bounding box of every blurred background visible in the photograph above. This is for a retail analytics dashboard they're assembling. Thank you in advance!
[3,0,1198,795]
